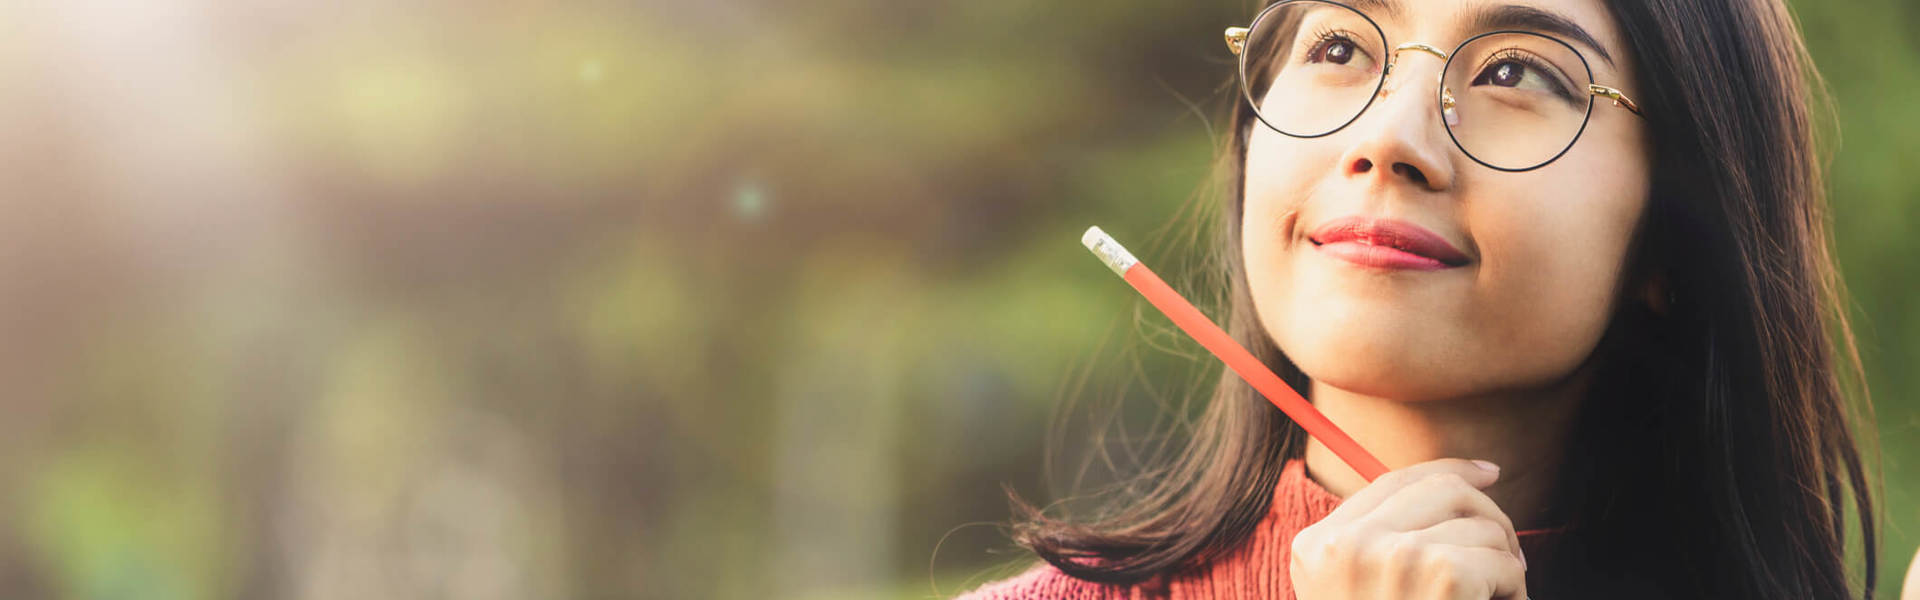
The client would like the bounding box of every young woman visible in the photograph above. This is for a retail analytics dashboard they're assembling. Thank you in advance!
[959,0,1879,597]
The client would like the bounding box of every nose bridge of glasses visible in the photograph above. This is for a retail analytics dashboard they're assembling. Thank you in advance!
[1383,42,1448,81]
[1379,41,1450,101]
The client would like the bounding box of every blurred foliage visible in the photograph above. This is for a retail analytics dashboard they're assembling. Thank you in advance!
[0,0,1911,598]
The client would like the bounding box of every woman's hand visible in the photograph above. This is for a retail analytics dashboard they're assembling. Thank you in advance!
[1290,458,1528,600]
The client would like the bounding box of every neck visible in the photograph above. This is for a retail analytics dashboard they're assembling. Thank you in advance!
[1300,378,1584,530]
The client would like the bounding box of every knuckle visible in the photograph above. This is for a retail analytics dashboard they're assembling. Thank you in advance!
[1429,476,1478,509]
[1379,533,1424,567]
[1455,517,1499,543]
[1476,516,1508,536]
[1421,472,1472,498]
[1417,549,1463,592]
[1290,527,1322,559]
[1479,502,1516,529]
[1436,471,1471,488]
[1291,524,1353,566]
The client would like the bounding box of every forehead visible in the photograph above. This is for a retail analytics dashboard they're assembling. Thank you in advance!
[1334,0,1629,69]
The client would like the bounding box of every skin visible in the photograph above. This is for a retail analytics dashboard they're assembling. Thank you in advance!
[1237,0,1652,597]
[1905,547,1920,600]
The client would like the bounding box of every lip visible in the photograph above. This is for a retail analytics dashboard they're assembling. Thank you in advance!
[1307,216,1471,270]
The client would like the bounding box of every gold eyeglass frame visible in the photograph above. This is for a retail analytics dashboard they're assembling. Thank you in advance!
[1224,0,1644,172]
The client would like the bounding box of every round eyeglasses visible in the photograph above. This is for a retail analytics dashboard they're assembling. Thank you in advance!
[1224,0,1644,172]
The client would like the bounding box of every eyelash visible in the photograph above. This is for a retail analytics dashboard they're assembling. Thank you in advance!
[1482,48,1576,101]
[1302,28,1365,64]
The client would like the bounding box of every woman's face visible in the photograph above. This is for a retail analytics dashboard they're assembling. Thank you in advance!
[1244,0,1650,401]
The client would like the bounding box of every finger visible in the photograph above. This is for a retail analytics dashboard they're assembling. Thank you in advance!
[1366,474,1524,565]
[1325,458,1502,523]
[1421,545,1527,600]
[1402,517,1511,552]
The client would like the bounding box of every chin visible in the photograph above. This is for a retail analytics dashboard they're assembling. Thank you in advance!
[1288,345,1463,401]
[1268,314,1477,402]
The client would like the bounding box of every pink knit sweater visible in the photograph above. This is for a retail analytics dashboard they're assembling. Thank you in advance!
[956,459,1564,599]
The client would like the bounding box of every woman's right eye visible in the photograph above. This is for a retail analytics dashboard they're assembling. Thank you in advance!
[1305,33,1367,68]
[1306,36,1359,65]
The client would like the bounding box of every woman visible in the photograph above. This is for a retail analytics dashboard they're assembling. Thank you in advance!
[959,0,1878,597]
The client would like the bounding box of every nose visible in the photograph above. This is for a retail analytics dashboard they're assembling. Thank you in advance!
[1337,48,1455,192]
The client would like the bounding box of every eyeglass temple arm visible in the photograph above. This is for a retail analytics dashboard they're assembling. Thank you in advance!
[1589,84,1642,115]
[1225,27,1249,55]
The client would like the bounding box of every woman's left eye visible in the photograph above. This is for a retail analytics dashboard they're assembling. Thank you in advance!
[1471,60,1568,98]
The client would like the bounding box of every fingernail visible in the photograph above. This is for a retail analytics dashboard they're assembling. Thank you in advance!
[1471,460,1500,472]
[1520,548,1528,569]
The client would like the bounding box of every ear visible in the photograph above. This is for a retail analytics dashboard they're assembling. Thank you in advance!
[1641,271,1671,317]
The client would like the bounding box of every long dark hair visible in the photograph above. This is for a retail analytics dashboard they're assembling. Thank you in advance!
[1009,0,1880,597]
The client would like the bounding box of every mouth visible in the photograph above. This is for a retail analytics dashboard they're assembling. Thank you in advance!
[1307,216,1472,271]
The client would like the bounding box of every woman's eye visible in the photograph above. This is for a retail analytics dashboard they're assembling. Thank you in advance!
[1478,61,1526,86]
[1472,59,1569,98]
[1307,37,1360,65]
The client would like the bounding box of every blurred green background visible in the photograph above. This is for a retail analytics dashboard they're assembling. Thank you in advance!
[0,0,1911,598]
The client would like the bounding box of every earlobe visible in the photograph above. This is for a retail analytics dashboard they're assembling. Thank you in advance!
[1642,272,1672,316]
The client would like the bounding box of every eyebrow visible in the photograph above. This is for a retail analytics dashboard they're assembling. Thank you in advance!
[1339,0,1616,66]
[1343,0,1404,19]
[1467,4,1615,66]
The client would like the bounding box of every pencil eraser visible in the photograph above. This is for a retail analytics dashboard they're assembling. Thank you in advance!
[1082,226,1138,276]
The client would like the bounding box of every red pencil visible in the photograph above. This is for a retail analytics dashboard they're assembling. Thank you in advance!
[1081,226,1389,482]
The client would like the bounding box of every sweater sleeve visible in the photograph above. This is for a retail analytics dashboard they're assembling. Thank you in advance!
[953,563,1131,600]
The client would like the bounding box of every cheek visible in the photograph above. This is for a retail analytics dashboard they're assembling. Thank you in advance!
[1463,189,1641,382]
[1462,129,1652,385]
[1241,127,1334,266]
[1241,129,1328,357]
